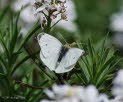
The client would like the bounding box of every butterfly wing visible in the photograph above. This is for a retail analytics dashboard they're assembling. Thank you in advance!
[38,33,62,58]
[55,48,84,73]
[38,33,62,71]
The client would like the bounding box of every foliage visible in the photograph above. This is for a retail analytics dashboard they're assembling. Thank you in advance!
[78,39,122,92]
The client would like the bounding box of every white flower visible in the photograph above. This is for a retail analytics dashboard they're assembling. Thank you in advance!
[112,70,123,97]
[113,33,123,48]
[35,0,40,3]
[59,97,80,102]
[98,94,111,102]
[40,69,123,102]
[36,5,47,13]
[41,97,80,102]
[12,0,76,34]
[41,84,123,102]
[60,0,66,3]
[34,0,51,13]
[82,85,99,102]
[114,96,123,102]
[110,12,123,32]
[12,0,38,34]
[44,84,84,100]
[43,84,103,102]
[33,0,77,31]
[53,0,77,31]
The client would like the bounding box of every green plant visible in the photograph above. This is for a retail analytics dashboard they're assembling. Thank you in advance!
[76,39,123,93]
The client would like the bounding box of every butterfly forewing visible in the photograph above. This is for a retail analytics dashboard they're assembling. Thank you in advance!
[38,33,62,71]
[38,33,62,58]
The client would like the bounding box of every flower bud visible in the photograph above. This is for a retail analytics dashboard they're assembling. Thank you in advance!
[61,13,67,20]
[50,14,57,19]
[42,17,47,24]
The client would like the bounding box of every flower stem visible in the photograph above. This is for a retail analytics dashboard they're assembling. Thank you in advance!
[51,19,62,29]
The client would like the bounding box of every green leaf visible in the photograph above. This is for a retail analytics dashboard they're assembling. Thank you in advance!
[9,10,21,53]
[0,73,6,79]
[18,21,41,52]
[11,51,39,75]
[0,6,9,23]
[0,54,7,74]
[0,35,10,58]
[78,38,122,90]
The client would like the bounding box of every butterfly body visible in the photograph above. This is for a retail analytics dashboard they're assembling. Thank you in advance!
[37,33,85,73]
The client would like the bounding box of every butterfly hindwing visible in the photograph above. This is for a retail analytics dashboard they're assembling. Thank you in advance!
[55,48,84,73]
[40,52,59,70]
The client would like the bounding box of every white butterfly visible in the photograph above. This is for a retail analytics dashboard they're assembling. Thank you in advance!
[37,33,85,73]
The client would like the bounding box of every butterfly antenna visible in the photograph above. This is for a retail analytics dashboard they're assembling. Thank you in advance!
[76,42,86,45]
[70,42,86,47]
[58,33,68,44]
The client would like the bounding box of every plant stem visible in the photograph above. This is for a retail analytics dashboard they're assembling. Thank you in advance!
[43,12,52,33]
[50,19,62,30]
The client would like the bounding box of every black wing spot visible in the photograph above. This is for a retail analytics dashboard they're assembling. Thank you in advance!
[45,44,47,46]
[73,57,75,59]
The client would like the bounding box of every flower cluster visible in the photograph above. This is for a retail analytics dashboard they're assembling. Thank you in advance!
[34,0,67,20]
[34,0,68,32]
[40,70,123,102]
[41,85,110,102]
[112,70,123,101]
